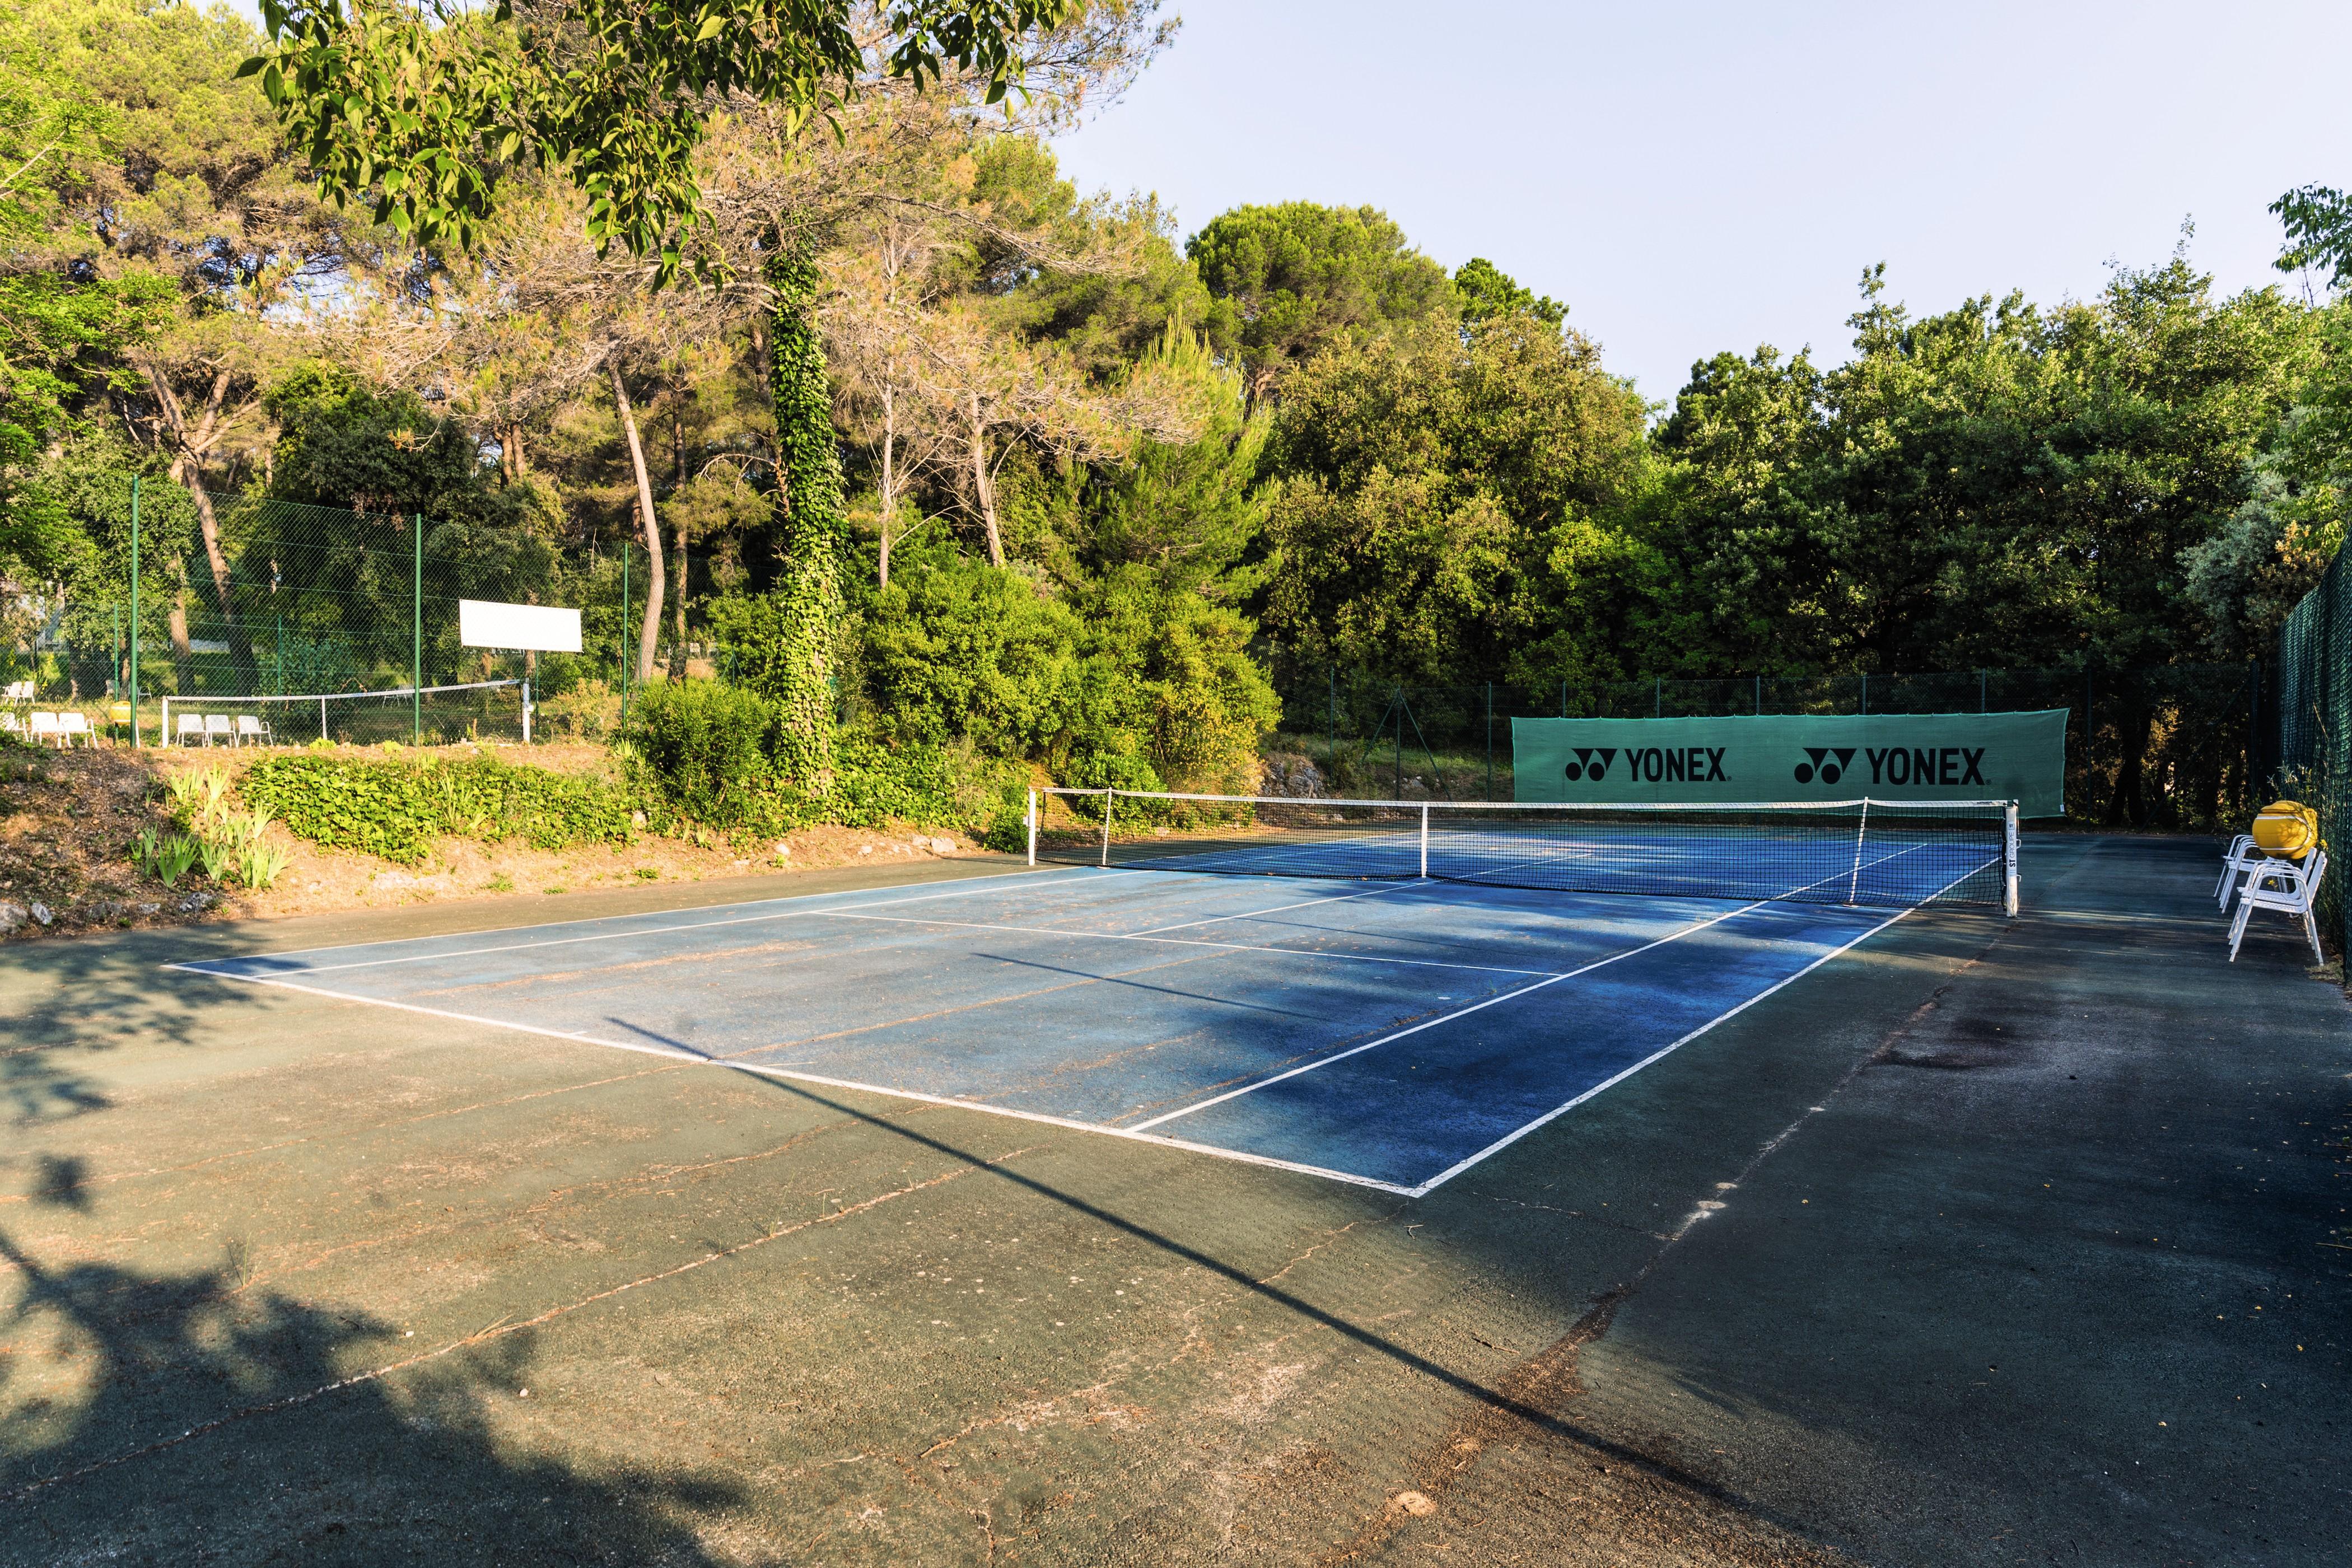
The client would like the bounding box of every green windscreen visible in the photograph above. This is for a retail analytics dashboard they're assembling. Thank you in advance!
[1512,710,2069,816]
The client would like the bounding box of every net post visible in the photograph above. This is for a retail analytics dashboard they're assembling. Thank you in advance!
[1419,802,1430,877]
[1026,789,1037,866]
[2004,803,2020,917]
[1846,799,1870,904]
[1100,788,1113,867]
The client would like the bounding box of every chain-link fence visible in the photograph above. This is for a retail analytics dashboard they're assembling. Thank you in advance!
[1263,662,2270,827]
[2272,544,2348,952]
[7,473,724,745]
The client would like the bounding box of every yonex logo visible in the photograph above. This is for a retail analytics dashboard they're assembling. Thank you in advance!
[1564,747,1617,782]
[1795,747,1856,785]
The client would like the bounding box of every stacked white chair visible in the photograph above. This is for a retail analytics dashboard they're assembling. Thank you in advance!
[2228,848,2326,965]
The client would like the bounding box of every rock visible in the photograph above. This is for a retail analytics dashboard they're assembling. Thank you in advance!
[857,844,873,856]
[83,900,119,922]
[137,903,160,916]
[772,842,792,862]
[176,892,213,913]
[29,902,51,926]
[0,901,26,934]
[1392,1491,1437,1518]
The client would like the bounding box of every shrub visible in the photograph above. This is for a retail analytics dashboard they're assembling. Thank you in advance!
[620,679,777,822]
[242,754,643,864]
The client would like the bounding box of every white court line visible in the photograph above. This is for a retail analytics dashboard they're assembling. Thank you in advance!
[1398,851,2004,1196]
[802,908,1565,979]
[1123,896,1778,1133]
[163,970,1423,1197]
[1124,837,1948,1136]
[1130,880,1416,936]
[171,865,1146,979]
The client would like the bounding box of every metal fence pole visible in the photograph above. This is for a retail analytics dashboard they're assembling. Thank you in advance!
[1484,682,1494,800]
[1654,675,1662,717]
[1327,667,1336,780]
[411,512,423,744]
[128,474,140,746]
[619,542,632,726]
[1393,686,1404,797]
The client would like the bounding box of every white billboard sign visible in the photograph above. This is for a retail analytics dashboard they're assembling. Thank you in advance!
[459,599,582,653]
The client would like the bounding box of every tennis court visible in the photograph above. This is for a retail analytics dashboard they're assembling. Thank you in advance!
[176,800,2013,1196]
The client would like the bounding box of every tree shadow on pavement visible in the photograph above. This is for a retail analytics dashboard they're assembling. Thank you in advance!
[1,1221,743,1566]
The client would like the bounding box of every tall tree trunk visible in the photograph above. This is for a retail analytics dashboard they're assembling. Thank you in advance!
[609,362,665,687]
[969,392,1002,567]
[169,572,191,658]
[764,245,847,789]
[669,409,689,680]
[877,382,897,589]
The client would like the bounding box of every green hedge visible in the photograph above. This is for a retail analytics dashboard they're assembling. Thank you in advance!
[242,754,643,865]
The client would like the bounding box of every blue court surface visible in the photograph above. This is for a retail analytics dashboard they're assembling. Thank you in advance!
[174,866,1936,1196]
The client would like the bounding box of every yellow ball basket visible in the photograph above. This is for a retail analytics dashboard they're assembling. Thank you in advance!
[2251,800,2321,860]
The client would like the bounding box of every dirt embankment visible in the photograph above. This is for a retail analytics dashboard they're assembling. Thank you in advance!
[0,741,977,942]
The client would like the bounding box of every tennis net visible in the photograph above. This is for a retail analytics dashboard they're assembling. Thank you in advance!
[157,679,527,748]
[1029,788,2018,913]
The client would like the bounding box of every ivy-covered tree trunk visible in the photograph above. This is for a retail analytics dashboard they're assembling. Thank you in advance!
[765,246,848,790]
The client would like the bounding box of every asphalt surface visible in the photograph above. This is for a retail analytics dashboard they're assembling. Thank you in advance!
[1,836,2344,1565]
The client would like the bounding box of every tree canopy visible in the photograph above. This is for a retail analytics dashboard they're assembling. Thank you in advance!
[7,1,2351,828]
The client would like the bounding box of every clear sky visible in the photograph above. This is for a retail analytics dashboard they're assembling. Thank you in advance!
[1048,0,2352,406]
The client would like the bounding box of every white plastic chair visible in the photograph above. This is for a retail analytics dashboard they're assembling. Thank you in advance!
[57,712,91,748]
[29,712,59,746]
[2228,848,2327,965]
[175,712,204,746]
[2216,833,2256,907]
[0,712,17,736]
[203,713,234,746]
[235,713,270,746]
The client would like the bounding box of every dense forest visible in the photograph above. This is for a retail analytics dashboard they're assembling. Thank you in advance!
[7,0,2352,816]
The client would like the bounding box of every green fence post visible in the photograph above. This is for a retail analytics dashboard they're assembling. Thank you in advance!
[619,542,632,726]
[412,512,424,744]
[128,474,141,746]
[1485,682,1494,801]
[1327,666,1336,779]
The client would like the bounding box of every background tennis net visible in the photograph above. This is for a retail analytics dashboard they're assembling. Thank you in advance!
[1030,788,2019,913]
[160,679,526,748]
